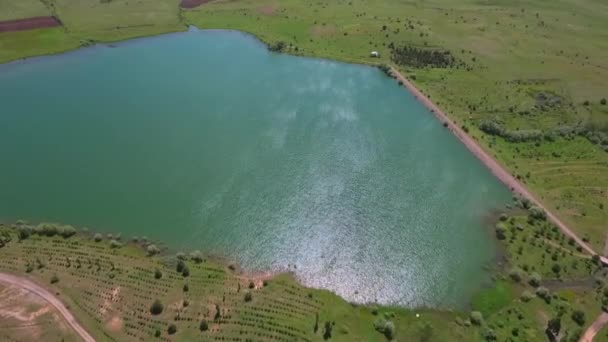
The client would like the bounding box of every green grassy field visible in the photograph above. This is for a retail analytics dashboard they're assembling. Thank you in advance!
[0,0,605,253]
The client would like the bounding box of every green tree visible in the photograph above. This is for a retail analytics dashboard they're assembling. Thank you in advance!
[167,324,177,335]
[150,299,164,315]
[571,310,585,326]
[199,320,209,331]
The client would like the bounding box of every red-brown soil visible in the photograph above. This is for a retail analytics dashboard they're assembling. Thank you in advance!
[0,16,61,33]
[180,0,214,9]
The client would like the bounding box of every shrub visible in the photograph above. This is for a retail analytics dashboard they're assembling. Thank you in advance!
[509,268,524,282]
[167,324,177,335]
[183,284,189,292]
[147,244,160,256]
[470,311,483,325]
[482,327,497,341]
[571,310,585,326]
[154,329,161,337]
[536,286,550,302]
[176,260,185,273]
[249,281,255,289]
[190,250,203,263]
[154,269,162,279]
[109,239,121,248]
[150,300,164,315]
[60,225,77,238]
[521,290,534,302]
[373,318,395,339]
[93,233,103,242]
[50,274,59,284]
[499,213,508,221]
[183,299,189,307]
[552,263,561,274]
[323,321,333,340]
[528,206,546,220]
[17,226,31,240]
[182,266,190,277]
[601,98,607,105]
[200,320,209,331]
[528,272,541,287]
[479,120,505,136]
[176,252,186,260]
[244,292,253,302]
[495,226,506,240]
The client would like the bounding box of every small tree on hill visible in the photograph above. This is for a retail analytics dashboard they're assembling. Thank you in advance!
[94,233,103,242]
[323,321,333,340]
[601,98,607,105]
[150,299,164,315]
[167,324,177,335]
[571,310,586,326]
[154,269,162,279]
[244,292,253,302]
[200,320,209,331]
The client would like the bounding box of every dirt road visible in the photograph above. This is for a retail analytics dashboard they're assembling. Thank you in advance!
[581,312,608,342]
[389,66,607,264]
[0,272,95,342]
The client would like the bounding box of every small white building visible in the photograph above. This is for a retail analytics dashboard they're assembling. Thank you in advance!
[370,51,380,58]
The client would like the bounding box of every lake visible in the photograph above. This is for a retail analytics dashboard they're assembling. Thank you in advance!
[0,28,511,308]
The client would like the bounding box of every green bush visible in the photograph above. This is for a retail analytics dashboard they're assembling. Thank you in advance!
[470,311,484,325]
[154,269,162,279]
[167,323,177,335]
[93,233,103,242]
[176,260,185,273]
[528,206,546,220]
[521,290,534,302]
[190,250,204,263]
[373,318,395,339]
[147,244,160,256]
[509,268,524,282]
[571,310,585,326]
[244,292,253,302]
[182,266,190,277]
[200,320,209,331]
[50,274,59,284]
[528,272,541,287]
[150,299,164,315]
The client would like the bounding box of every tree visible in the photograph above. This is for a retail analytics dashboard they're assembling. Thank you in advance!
[214,304,221,321]
[17,226,31,240]
[470,311,484,325]
[154,269,162,279]
[546,317,561,339]
[552,263,561,275]
[183,284,189,292]
[167,323,177,335]
[150,300,164,315]
[182,266,190,277]
[314,313,319,333]
[249,281,255,289]
[244,292,253,302]
[94,233,103,242]
[50,274,59,284]
[176,260,185,273]
[601,98,607,105]
[147,244,160,255]
[529,272,542,287]
[154,329,161,337]
[190,250,204,263]
[323,321,333,340]
[571,310,586,326]
[509,268,523,282]
[199,320,209,331]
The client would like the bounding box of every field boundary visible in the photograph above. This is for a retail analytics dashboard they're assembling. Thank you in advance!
[0,16,61,33]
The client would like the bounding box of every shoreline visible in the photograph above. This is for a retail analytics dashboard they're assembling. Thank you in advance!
[389,66,606,263]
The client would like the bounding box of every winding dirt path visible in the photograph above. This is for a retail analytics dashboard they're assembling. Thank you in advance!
[0,272,95,342]
[389,66,607,265]
[581,312,608,342]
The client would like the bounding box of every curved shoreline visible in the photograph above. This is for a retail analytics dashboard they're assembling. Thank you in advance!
[389,66,606,264]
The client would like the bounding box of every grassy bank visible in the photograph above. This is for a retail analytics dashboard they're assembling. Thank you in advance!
[1,207,608,341]
[1,0,606,253]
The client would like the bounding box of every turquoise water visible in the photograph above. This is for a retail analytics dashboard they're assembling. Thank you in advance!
[0,29,511,308]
